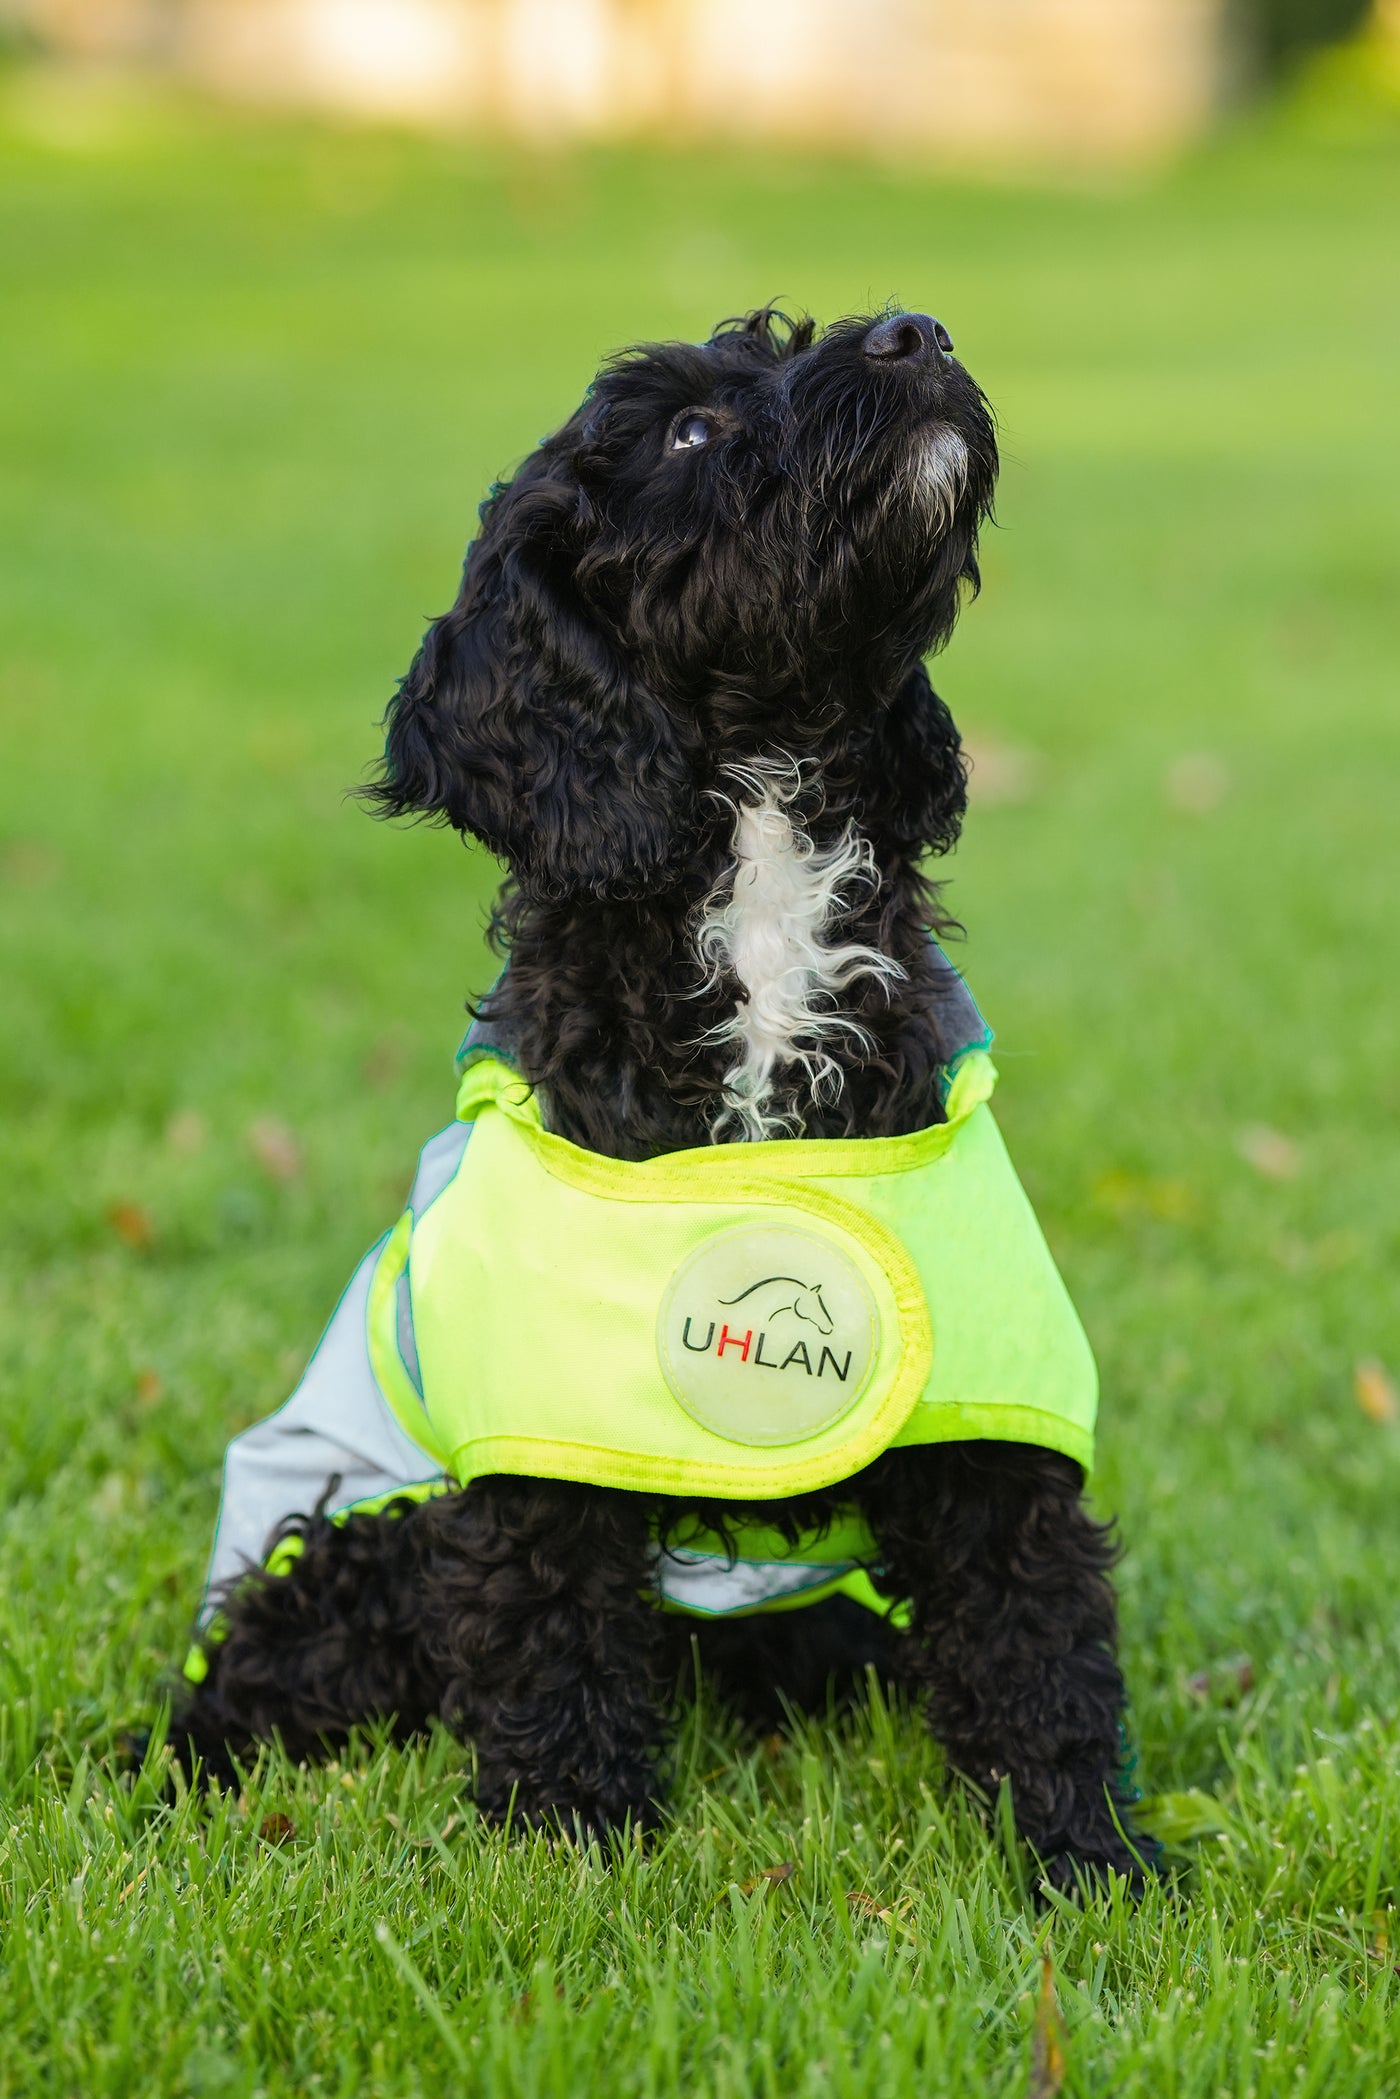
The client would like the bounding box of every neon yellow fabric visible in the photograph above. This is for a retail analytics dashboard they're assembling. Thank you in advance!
[364,1051,1097,1505]
[183,1049,1096,1682]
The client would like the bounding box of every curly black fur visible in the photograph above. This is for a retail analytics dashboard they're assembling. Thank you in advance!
[364,305,990,1155]
[176,307,1150,1890]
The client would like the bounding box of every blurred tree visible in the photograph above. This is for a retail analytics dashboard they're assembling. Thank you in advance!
[1234,0,1373,71]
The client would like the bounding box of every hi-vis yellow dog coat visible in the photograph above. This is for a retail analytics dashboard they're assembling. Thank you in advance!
[369,1050,1095,1496]
[191,955,1097,1660]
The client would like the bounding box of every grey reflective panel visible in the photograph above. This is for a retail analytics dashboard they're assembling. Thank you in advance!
[655,1546,860,1617]
[395,1267,423,1396]
[408,1121,472,1218]
[928,940,993,1088]
[200,1240,440,1616]
[454,971,515,1071]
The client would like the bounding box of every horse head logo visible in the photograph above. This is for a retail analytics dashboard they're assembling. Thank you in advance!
[718,1275,835,1336]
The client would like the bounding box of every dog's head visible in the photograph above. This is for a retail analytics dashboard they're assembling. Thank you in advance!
[369,308,997,895]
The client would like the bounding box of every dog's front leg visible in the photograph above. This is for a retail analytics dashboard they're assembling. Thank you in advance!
[419,1476,668,1844]
[859,1441,1150,1895]
[175,1500,446,1786]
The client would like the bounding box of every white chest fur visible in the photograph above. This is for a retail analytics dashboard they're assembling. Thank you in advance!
[694,761,904,1141]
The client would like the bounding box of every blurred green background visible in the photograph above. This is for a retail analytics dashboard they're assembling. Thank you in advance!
[2,45,1400,2099]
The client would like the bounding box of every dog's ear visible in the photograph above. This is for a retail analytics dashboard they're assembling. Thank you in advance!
[862,660,968,859]
[366,462,693,896]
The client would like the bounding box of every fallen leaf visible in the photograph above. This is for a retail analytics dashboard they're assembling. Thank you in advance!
[134,1369,163,1408]
[1186,1654,1254,1705]
[1165,752,1230,815]
[512,1984,565,2021]
[1092,1170,1197,1224]
[1236,1124,1299,1180]
[1027,1953,1067,2099]
[964,736,1040,808]
[1355,1359,1399,1426]
[402,1813,462,1848]
[845,1890,917,1942]
[1,838,62,886]
[734,1860,799,1895]
[1134,1789,1240,1846]
[248,722,309,775]
[249,1117,303,1183]
[106,1200,153,1250]
[258,1812,295,1845]
[165,1108,208,1156]
[363,1034,407,1090]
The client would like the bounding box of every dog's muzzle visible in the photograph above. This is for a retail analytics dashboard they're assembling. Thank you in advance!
[862,312,955,363]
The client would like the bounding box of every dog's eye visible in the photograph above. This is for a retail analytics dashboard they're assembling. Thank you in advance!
[670,413,712,452]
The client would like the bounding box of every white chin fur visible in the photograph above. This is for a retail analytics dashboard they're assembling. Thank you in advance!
[694,759,904,1142]
[916,425,969,529]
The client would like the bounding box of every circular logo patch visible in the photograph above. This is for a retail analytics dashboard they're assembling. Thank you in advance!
[657,1225,880,1447]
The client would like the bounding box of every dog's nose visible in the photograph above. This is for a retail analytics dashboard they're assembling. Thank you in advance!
[862,312,953,363]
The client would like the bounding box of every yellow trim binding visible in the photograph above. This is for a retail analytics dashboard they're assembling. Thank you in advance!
[365,1050,1097,1501]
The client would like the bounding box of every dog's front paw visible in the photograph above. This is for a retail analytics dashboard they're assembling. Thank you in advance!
[475,1772,661,1852]
[1038,1835,1160,1904]
[486,1802,657,1854]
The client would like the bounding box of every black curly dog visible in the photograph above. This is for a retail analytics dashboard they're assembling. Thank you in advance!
[176,307,1147,1892]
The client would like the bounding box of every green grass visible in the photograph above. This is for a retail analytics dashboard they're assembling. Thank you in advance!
[3,63,1400,2097]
